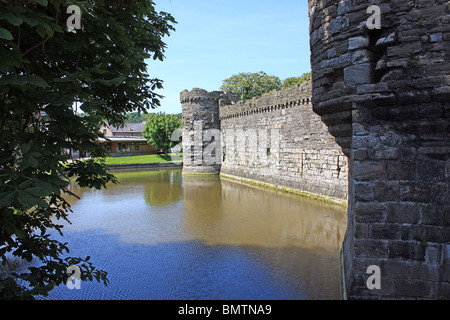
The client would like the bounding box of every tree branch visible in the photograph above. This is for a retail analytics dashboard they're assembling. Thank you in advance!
[22,36,51,57]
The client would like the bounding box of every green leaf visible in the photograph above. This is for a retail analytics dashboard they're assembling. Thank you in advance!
[21,156,39,170]
[36,25,46,38]
[17,189,48,208]
[0,75,48,88]
[24,75,49,88]
[0,27,13,40]
[94,76,126,86]
[0,11,23,26]
[21,15,41,28]
[36,0,48,6]
[18,180,34,189]
[0,191,16,209]
[17,190,36,207]
[24,187,50,198]
[21,143,32,154]
[35,179,60,195]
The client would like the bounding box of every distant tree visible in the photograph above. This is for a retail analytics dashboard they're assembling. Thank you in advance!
[143,113,182,155]
[220,71,282,100]
[282,72,311,88]
[126,112,147,123]
[0,0,175,299]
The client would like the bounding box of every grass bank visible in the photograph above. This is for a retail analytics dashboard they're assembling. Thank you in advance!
[104,153,182,165]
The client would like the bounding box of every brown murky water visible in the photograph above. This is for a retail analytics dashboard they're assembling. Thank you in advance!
[47,168,347,300]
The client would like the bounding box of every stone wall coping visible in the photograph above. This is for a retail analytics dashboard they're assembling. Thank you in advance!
[219,80,313,119]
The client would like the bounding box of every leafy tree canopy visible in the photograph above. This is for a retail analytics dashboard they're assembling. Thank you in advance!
[143,112,182,155]
[0,0,175,299]
[220,71,282,101]
[126,112,181,123]
[125,112,147,123]
[282,72,311,88]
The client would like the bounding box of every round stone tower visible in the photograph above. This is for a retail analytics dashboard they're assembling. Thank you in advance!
[180,88,223,175]
[309,0,450,299]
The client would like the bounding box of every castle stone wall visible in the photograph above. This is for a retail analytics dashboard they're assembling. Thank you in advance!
[181,88,223,175]
[219,81,348,203]
[309,0,450,299]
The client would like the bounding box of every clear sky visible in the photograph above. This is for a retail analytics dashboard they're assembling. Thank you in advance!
[146,0,311,115]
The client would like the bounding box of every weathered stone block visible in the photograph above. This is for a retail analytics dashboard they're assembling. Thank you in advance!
[344,63,374,84]
[421,205,443,226]
[372,93,397,106]
[352,148,367,161]
[354,160,386,181]
[386,41,422,58]
[386,203,420,224]
[376,32,396,47]
[355,239,389,259]
[352,123,369,136]
[416,159,445,182]
[410,263,441,281]
[438,282,450,299]
[386,160,416,180]
[410,226,450,244]
[374,181,401,201]
[430,32,443,42]
[354,202,386,223]
[329,15,349,35]
[380,260,410,280]
[354,182,374,201]
[410,241,426,261]
[371,147,401,160]
[425,244,443,265]
[348,36,369,50]
[395,279,433,298]
[388,241,410,260]
[355,222,369,239]
[371,224,402,240]
[444,206,450,226]
[401,182,433,203]
[337,0,352,15]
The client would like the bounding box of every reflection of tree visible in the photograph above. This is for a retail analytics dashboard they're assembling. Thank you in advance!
[66,169,184,208]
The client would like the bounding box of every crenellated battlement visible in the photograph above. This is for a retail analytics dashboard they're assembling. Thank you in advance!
[180,88,223,104]
[219,80,312,120]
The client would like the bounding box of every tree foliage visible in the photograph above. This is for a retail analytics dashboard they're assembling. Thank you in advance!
[125,112,147,124]
[0,0,176,299]
[143,113,182,154]
[282,72,311,88]
[220,71,282,101]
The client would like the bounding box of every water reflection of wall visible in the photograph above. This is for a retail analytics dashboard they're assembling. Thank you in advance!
[182,175,347,251]
[182,174,223,221]
[141,170,183,207]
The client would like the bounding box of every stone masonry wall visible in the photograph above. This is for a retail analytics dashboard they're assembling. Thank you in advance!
[219,81,348,203]
[181,88,223,174]
[309,0,450,299]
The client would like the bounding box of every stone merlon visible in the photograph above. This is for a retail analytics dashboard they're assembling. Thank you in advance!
[180,88,223,104]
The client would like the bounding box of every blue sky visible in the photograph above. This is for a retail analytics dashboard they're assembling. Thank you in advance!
[147,0,311,114]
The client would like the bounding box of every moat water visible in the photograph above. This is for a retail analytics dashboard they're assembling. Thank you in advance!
[45,168,347,300]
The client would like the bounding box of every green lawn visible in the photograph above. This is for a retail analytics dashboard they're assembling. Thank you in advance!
[104,153,182,165]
